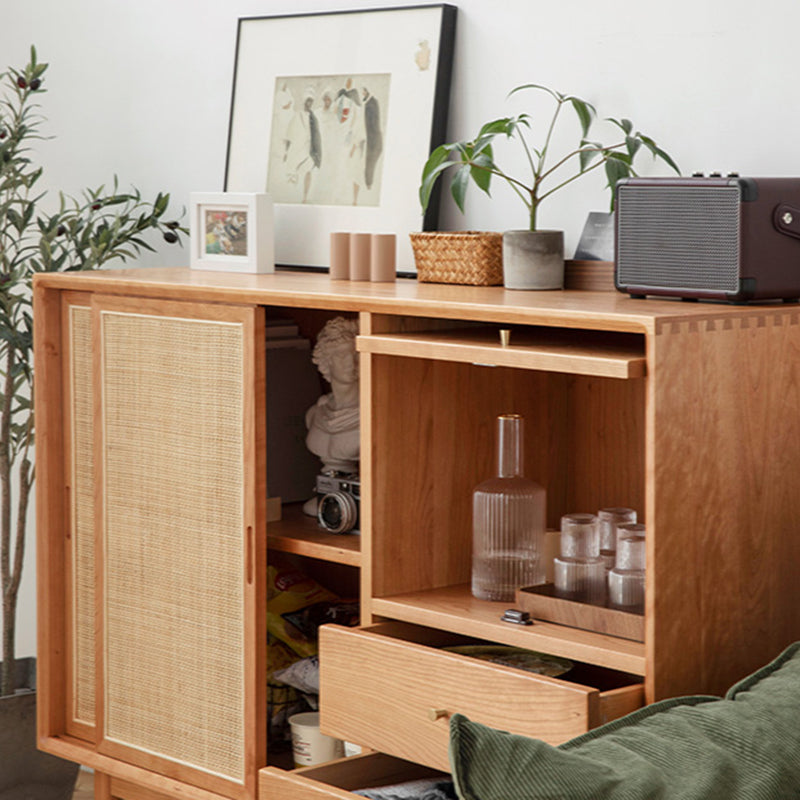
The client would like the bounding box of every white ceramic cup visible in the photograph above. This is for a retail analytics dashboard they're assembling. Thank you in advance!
[289,711,344,767]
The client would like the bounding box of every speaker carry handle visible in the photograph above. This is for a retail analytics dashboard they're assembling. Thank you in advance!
[773,203,800,241]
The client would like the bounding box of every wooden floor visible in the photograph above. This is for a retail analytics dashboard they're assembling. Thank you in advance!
[73,769,93,800]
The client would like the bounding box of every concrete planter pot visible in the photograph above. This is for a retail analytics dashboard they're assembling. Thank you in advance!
[0,659,79,800]
[502,230,564,290]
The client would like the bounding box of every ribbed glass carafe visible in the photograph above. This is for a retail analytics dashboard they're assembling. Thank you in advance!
[471,414,546,601]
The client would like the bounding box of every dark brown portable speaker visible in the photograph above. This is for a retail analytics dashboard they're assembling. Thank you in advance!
[614,176,800,303]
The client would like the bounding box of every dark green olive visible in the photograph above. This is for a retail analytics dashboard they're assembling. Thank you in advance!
[165,221,180,230]
[163,231,179,244]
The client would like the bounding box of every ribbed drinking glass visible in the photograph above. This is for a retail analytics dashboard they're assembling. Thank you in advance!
[608,523,646,612]
[553,513,606,604]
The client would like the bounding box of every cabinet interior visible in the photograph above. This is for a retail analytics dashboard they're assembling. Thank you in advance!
[262,305,362,567]
[369,354,646,595]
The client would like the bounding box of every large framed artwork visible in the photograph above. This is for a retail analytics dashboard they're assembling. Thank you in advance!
[224,5,457,274]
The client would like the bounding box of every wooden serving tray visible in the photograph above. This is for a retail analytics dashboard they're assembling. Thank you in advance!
[516,583,644,643]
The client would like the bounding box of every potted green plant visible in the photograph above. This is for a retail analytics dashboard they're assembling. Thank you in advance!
[419,83,679,289]
[1,47,186,797]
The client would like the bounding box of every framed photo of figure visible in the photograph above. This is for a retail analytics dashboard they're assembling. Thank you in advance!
[189,192,274,273]
[224,5,457,274]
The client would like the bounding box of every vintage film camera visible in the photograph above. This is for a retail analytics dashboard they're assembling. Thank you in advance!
[315,472,360,534]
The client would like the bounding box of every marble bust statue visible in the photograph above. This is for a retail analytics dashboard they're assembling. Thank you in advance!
[303,316,360,515]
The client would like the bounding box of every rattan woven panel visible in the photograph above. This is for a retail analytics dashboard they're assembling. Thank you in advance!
[70,305,96,727]
[100,310,246,783]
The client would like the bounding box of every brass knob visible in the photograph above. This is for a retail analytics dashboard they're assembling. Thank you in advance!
[428,708,450,721]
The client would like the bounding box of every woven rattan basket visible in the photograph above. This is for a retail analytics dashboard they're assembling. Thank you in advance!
[410,231,504,286]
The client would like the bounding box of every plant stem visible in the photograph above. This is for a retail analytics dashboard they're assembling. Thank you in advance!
[539,140,627,185]
[0,345,15,696]
[537,156,609,204]
[536,96,565,188]
[0,53,186,698]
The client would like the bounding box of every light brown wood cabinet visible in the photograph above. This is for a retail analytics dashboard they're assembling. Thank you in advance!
[33,268,800,799]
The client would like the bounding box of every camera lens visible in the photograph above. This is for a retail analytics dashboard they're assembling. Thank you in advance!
[317,491,358,533]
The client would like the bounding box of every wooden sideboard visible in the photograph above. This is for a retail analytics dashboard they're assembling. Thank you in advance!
[33,268,800,799]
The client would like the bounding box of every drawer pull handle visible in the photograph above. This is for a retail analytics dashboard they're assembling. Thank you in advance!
[428,708,450,722]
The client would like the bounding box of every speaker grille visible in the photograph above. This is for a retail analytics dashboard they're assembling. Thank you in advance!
[616,185,740,293]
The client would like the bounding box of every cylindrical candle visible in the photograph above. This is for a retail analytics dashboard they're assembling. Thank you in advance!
[370,233,396,282]
[329,232,350,279]
[349,233,371,281]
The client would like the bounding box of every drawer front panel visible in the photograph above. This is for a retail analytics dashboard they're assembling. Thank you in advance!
[101,774,229,800]
[105,777,173,800]
[259,754,445,800]
[320,624,632,771]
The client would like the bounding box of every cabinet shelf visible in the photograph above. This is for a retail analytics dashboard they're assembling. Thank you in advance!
[267,503,361,567]
[370,585,646,676]
[358,327,646,379]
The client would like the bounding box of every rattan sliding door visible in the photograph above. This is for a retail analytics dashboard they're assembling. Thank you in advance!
[62,293,97,740]
[93,295,266,799]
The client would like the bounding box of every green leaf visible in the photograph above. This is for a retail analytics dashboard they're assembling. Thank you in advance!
[477,117,513,138]
[6,208,21,231]
[509,83,563,103]
[608,117,634,135]
[153,192,169,216]
[469,134,496,158]
[578,143,602,172]
[606,151,632,165]
[569,97,596,138]
[605,156,631,190]
[639,135,681,174]
[450,164,473,213]
[469,150,494,194]
[419,144,454,211]
[626,135,641,159]
[101,194,135,206]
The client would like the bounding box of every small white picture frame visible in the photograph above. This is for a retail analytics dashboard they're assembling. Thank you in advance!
[190,192,274,273]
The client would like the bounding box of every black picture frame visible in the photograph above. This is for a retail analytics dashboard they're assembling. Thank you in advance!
[224,4,457,274]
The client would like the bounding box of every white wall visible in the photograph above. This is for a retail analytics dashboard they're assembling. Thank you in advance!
[4,0,799,656]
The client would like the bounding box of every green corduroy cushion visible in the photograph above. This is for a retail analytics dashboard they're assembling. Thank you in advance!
[449,641,800,800]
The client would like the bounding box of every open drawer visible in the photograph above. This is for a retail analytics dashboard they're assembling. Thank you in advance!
[96,773,229,800]
[259,753,449,800]
[320,622,644,771]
